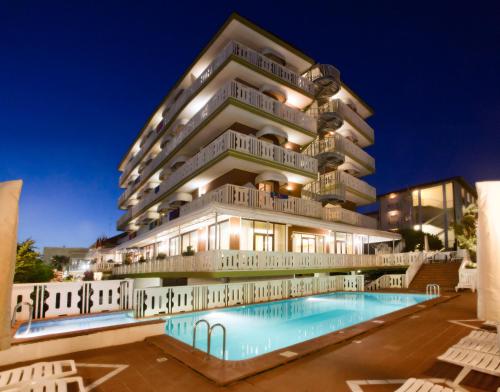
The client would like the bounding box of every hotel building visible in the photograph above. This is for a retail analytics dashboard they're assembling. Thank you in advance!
[376,176,477,249]
[108,13,400,280]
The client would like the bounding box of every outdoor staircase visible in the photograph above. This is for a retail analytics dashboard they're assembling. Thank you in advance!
[409,261,461,292]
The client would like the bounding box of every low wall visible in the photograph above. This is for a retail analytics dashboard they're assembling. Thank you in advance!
[134,275,364,317]
[1,321,164,367]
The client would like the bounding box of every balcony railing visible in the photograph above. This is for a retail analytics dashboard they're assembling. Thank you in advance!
[119,79,317,189]
[113,250,423,276]
[117,127,318,227]
[119,41,316,186]
[308,99,374,144]
[303,134,375,172]
[302,170,376,204]
[118,182,377,231]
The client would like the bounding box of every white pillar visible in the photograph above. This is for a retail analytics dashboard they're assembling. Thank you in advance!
[0,180,23,351]
[477,182,500,325]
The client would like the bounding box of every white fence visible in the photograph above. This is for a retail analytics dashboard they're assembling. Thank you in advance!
[114,250,423,276]
[366,274,406,291]
[134,274,364,318]
[11,280,133,322]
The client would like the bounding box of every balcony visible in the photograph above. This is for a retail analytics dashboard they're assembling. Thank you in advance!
[112,249,422,276]
[117,130,318,227]
[119,41,316,186]
[180,184,376,228]
[303,134,375,175]
[302,170,376,206]
[308,99,374,147]
[118,80,317,206]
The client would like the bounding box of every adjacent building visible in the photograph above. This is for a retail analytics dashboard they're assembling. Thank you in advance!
[376,176,477,249]
[42,247,90,276]
[105,13,400,280]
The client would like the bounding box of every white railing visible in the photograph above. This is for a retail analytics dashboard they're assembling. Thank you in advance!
[113,250,421,276]
[303,133,375,172]
[181,184,376,228]
[322,205,378,229]
[11,280,133,322]
[366,274,406,291]
[118,129,318,210]
[308,99,374,144]
[134,274,363,318]
[302,170,376,203]
[90,262,115,273]
[404,252,425,287]
[120,41,316,186]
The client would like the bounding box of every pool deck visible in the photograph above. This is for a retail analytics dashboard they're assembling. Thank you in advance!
[2,292,499,391]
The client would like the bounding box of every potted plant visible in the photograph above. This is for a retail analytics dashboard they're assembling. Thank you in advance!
[138,256,146,263]
[156,253,167,261]
[182,246,195,256]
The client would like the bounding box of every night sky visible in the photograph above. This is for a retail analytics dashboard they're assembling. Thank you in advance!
[1,1,499,249]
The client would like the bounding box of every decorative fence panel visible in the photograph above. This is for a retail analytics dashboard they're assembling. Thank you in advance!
[11,280,134,322]
[133,274,364,318]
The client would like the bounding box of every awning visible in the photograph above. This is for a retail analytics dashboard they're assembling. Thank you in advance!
[255,171,288,186]
[256,125,288,145]
[157,192,193,212]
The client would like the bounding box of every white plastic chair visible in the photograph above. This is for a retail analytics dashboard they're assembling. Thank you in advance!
[3,376,85,392]
[395,378,457,392]
[438,347,500,385]
[0,361,77,391]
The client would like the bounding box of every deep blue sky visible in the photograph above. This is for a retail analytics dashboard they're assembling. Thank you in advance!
[1,1,499,249]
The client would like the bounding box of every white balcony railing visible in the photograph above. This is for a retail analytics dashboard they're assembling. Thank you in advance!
[117,131,318,224]
[113,250,422,276]
[302,170,376,203]
[120,41,316,186]
[119,79,317,191]
[303,133,375,172]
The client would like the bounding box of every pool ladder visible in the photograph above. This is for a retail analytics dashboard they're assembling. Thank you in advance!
[426,283,440,296]
[192,319,227,360]
[11,302,33,335]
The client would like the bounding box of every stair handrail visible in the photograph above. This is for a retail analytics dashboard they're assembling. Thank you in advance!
[405,252,425,288]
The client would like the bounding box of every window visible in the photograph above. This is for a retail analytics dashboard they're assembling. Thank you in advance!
[169,236,180,256]
[292,232,326,253]
[208,221,230,250]
[182,231,198,253]
[240,220,286,252]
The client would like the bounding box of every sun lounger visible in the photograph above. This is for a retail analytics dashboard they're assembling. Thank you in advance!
[395,378,457,392]
[438,347,500,384]
[0,361,77,391]
[3,376,85,392]
[464,329,497,343]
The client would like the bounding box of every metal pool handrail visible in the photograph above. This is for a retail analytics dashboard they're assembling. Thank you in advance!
[426,283,440,296]
[192,319,210,351]
[11,302,33,334]
[208,323,227,360]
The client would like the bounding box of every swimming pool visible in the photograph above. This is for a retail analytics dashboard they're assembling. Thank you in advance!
[15,311,156,338]
[165,292,433,360]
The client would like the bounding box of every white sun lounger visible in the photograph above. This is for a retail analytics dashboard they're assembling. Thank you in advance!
[463,329,497,343]
[0,361,77,391]
[438,347,500,384]
[395,378,457,391]
[3,376,85,392]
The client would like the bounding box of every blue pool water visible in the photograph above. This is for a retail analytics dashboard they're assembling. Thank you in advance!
[165,292,433,360]
[15,311,151,338]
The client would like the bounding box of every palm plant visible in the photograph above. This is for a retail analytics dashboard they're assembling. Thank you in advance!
[455,203,478,262]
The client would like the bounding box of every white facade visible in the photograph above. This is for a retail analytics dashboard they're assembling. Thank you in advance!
[109,14,399,277]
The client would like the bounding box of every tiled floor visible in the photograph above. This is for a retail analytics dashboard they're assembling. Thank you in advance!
[4,292,499,391]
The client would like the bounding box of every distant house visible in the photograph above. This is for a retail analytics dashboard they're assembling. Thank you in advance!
[42,246,90,275]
